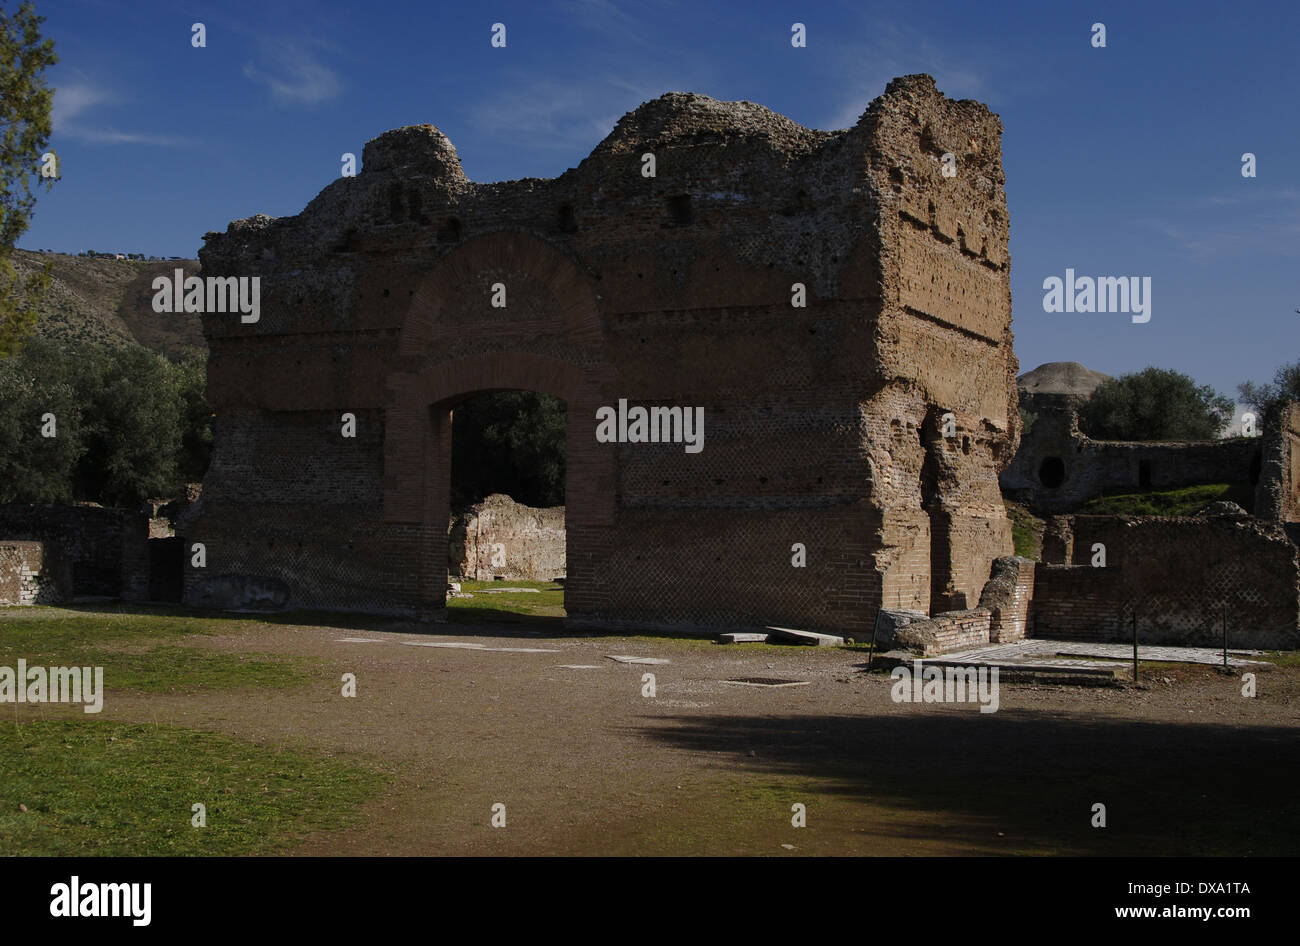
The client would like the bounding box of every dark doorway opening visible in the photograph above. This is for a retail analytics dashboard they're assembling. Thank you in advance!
[1138,459,1152,488]
[1038,456,1066,489]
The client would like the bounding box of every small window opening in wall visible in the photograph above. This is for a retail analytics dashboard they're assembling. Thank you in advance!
[961,436,971,455]
[667,194,693,225]
[1038,456,1066,489]
[437,217,462,243]
[558,203,577,233]
[388,185,403,224]
[407,188,429,225]
[1138,459,1152,489]
[1250,449,1262,485]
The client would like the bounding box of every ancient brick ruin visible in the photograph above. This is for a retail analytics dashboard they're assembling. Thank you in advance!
[1003,362,1268,512]
[449,494,565,582]
[186,74,1020,636]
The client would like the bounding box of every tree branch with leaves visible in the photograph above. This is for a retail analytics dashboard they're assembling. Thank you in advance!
[0,1,57,358]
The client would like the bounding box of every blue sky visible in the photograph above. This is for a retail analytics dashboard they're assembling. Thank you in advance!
[17,0,1299,400]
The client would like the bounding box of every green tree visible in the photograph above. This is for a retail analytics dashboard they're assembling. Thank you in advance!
[450,391,566,510]
[0,1,58,357]
[1078,367,1233,441]
[173,346,213,482]
[0,336,83,501]
[72,344,185,504]
[0,338,212,505]
[1238,360,1300,424]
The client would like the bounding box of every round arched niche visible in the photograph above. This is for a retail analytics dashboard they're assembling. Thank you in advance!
[1038,456,1066,489]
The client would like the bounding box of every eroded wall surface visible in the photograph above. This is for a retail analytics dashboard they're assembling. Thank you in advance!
[188,75,1017,633]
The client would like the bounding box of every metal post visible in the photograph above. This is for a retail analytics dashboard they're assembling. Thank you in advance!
[1132,611,1138,684]
[1223,601,1228,669]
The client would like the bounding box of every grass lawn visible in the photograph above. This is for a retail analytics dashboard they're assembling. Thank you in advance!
[1077,482,1255,517]
[447,579,566,626]
[0,720,382,855]
[0,606,382,855]
[0,605,315,693]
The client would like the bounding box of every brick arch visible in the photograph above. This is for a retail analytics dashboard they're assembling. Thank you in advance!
[399,230,604,356]
[382,232,616,621]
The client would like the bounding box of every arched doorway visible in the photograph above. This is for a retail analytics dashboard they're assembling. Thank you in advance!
[380,232,616,622]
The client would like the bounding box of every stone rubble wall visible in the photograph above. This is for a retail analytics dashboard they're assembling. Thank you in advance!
[0,541,72,606]
[448,494,565,582]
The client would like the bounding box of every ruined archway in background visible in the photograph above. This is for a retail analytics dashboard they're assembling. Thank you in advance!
[382,232,615,620]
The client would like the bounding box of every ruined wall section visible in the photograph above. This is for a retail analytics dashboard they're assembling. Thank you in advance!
[1031,513,1299,648]
[448,494,565,582]
[858,76,1017,611]
[1002,401,1263,512]
[1256,401,1300,522]
[0,504,148,600]
[190,79,1012,633]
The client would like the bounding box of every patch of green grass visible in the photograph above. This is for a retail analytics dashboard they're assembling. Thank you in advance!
[0,720,382,855]
[1261,650,1300,668]
[1077,482,1255,517]
[1004,500,1044,560]
[0,608,315,693]
[447,580,566,625]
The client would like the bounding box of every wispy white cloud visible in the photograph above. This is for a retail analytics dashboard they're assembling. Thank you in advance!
[64,128,192,147]
[51,83,114,128]
[552,0,670,51]
[818,18,998,130]
[468,74,668,151]
[242,40,342,106]
[51,79,192,147]
[1139,208,1300,261]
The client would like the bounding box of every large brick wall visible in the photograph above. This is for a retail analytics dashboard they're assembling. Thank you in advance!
[0,504,149,600]
[187,74,1018,634]
[1031,515,1300,648]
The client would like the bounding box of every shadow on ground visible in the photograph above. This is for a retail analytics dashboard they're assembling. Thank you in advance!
[632,709,1300,855]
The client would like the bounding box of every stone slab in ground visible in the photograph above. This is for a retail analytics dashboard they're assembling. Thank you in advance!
[765,626,847,646]
[606,655,671,665]
[717,632,771,644]
[477,587,542,594]
[946,639,1273,669]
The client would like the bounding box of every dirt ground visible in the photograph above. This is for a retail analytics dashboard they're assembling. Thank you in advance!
[88,618,1300,856]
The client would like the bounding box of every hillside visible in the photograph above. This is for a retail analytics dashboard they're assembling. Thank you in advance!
[9,249,205,358]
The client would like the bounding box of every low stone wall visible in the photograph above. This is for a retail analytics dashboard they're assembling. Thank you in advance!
[1030,514,1300,648]
[978,555,1035,642]
[894,608,992,655]
[0,541,72,605]
[448,494,565,582]
[0,504,149,599]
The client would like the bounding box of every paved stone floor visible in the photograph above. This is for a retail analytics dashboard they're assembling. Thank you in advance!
[930,639,1271,670]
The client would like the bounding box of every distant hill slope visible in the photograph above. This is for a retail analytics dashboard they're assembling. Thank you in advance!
[9,249,205,358]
